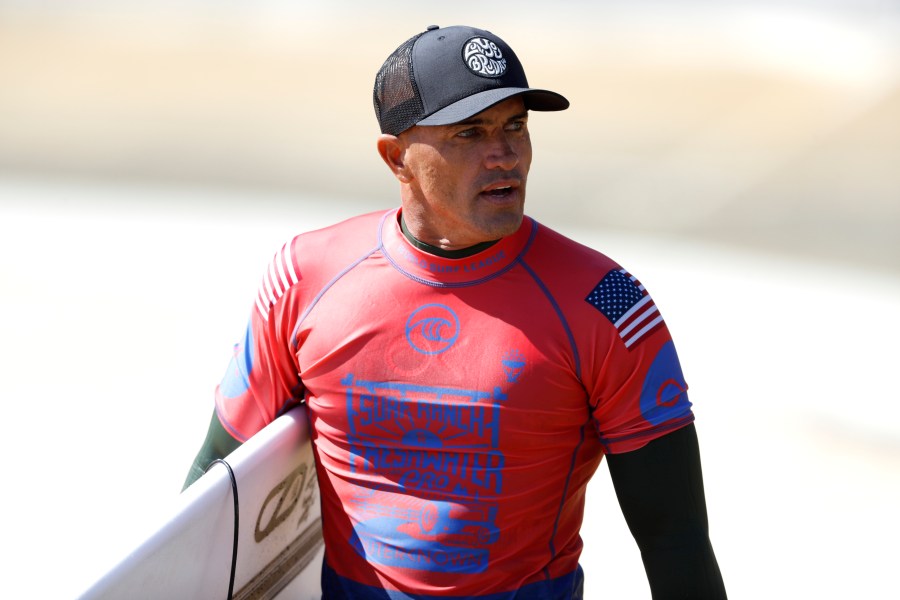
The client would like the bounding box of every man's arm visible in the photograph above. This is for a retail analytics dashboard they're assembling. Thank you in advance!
[606,424,727,599]
[182,410,244,491]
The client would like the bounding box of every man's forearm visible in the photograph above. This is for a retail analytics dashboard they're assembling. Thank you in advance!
[607,424,726,599]
[639,528,726,599]
[182,410,243,491]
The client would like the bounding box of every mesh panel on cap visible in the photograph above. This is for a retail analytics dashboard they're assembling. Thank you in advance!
[373,32,426,136]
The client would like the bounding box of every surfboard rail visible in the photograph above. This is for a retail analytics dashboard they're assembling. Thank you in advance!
[76,406,323,600]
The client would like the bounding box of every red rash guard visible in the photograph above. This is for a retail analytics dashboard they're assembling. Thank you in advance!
[215,209,693,599]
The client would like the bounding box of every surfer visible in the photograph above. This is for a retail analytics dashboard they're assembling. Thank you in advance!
[185,24,727,600]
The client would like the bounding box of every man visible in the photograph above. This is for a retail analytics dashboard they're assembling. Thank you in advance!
[185,25,727,599]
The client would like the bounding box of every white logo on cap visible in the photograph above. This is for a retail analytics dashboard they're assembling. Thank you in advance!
[463,37,507,78]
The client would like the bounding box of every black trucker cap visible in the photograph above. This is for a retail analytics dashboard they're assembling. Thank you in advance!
[374,25,569,136]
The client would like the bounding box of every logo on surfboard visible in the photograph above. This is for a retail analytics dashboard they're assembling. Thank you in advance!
[255,461,318,543]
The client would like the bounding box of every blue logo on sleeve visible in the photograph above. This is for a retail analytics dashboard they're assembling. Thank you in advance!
[218,323,255,399]
[639,341,692,426]
[406,304,460,355]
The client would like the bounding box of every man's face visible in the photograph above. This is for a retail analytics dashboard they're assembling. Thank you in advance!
[398,97,532,250]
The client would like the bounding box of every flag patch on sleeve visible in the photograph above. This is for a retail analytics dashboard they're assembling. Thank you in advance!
[585,269,665,349]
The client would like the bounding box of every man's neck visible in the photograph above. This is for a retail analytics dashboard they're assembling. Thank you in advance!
[399,213,498,259]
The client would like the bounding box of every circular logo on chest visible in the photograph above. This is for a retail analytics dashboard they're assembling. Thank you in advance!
[405,304,460,355]
[463,36,507,78]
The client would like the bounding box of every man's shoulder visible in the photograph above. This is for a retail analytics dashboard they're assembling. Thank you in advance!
[296,208,391,245]
[251,209,392,319]
[285,208,392,262]
[256,209,390,294]
[527,217,619,269]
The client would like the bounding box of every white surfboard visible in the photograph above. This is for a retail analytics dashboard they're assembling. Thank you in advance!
[76,406,324,600]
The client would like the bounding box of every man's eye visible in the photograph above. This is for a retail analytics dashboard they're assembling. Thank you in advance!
[506,121,526,132]
[457,129,477,138]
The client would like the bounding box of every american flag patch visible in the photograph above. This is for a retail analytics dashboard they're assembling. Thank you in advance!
[586,269,665,349]
[255,238,300,320]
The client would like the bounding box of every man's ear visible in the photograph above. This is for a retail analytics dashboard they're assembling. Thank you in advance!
[377,134,412,183]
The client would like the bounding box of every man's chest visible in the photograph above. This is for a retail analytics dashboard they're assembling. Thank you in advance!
[293,268,590,449]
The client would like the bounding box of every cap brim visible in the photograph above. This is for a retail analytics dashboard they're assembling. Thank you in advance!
[416,87,569,127]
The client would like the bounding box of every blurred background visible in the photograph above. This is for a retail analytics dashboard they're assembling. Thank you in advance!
[3,0,900,271]
[1,1,898,598]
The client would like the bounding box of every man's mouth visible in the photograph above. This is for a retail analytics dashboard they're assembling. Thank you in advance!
[480,181,519,199]
[484,186,513,197]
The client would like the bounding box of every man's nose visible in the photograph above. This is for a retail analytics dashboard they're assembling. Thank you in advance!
[484,133,519,170]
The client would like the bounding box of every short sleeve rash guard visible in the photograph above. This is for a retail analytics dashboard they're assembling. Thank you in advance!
[215,209,694,599]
